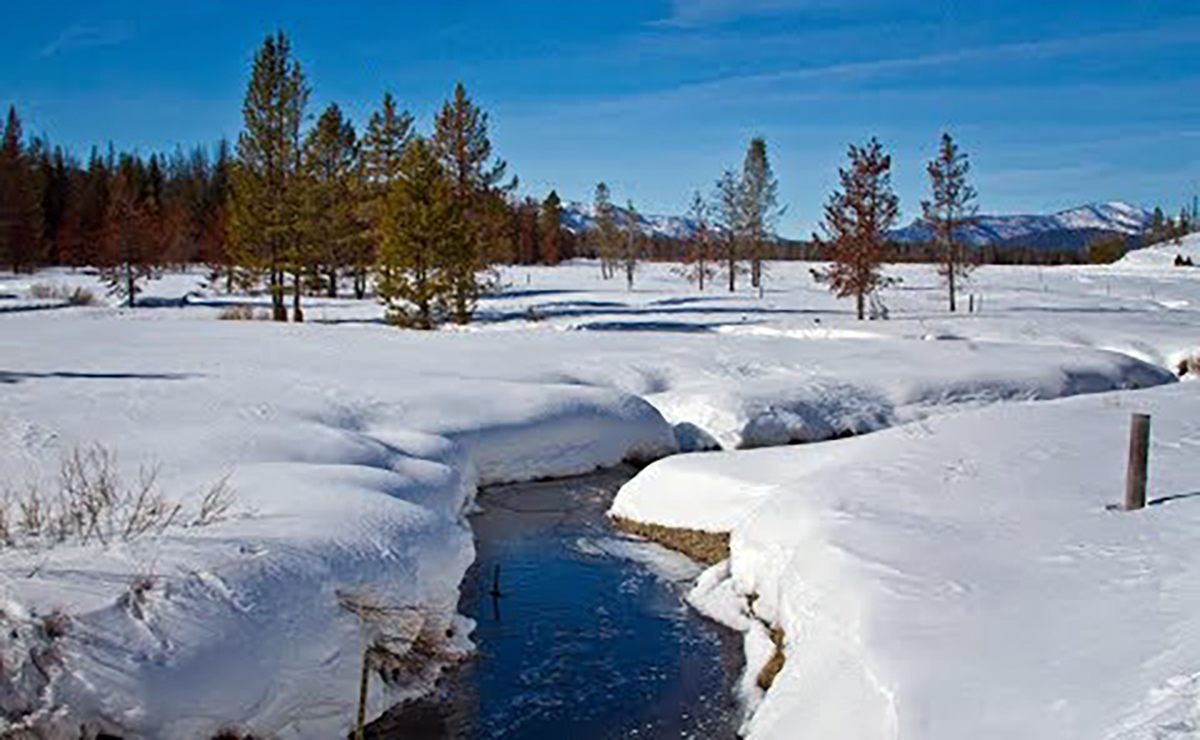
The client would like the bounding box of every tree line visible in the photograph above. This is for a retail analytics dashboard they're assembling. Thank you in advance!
[3,30,1196,323]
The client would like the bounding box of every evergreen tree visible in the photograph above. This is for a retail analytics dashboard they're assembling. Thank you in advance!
[921,133,978,312]
[362,92,414,185]
[540,190,563,265]
[680,190,716,291]
[377,139,461,329]
[713,169,745,292]
[593,182,619,279]
[302,103,360,298]
[98,160,159,305]
[741,137,783,298]
[360,92,415,297]
[432,83,513,324]
[0,106,43,272]
[513,197,541,264]
[1148,206,1168,246]
[620,200,643,290]
[815,138,900,320]
[229,31,310,321]
[201,140,235,292]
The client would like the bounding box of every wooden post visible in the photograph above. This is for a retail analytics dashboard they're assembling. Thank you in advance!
[1125,413,1151,511]
[355,648,371,740]
[969,294,975,314]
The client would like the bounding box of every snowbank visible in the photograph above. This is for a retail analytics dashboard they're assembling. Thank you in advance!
[1113,233,1200,270]
[1,254,1196,737]
[614,382,1200,739]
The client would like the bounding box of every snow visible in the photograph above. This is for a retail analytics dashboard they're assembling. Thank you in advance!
[0,249,1198,737]
[615,383,1200,740]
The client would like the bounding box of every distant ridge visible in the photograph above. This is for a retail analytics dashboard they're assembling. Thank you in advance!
[888,202,1152,248]
[561,202,703,241]
[561,200,1152,250]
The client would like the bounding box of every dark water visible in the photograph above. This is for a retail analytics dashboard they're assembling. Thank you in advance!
[368,466,744,739]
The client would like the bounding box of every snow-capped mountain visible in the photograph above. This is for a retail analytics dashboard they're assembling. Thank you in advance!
[562,200,1153,249]
[561,202,704,240]
[889,202,1153,247]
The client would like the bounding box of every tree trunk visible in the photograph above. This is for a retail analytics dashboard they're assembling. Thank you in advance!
[326,266,338,298]
[291,271,304,323]
[271,268,287,322]
[354,267,366,300]
[856,291,865,321]
[948,257,957,312]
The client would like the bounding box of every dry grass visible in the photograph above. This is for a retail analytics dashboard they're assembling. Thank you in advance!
[217,304,267,321]
[757,625,787,691]
[1177,354,1199,378]
[28,283,96,306]
[0,444,236,550]
[611,516,730,565]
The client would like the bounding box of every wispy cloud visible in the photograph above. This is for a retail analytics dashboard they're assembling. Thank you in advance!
[41,22,133,58]
[585,22,1200,111]
[660,0,846,27]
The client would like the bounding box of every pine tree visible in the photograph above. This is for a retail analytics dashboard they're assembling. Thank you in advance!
[0,106,43,273]
[432,83,513,324]
[620,200,642,290]
[680,190,716,291]
[362,92,414,185]
[302,103,360,298]
[593,182,619,279]
[741,138,783,298]
[513,197,540,264]
[377,139,461,329]
[815,138,900,321]
[229,31,311,321]
[921,133,978,312]
[98,159,159,305]
[360,92,415,297]
[540,190,563,265]
[713,169,745,292]
[1148,206,1168,246]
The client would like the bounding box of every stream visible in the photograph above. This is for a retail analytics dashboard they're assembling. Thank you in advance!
[368,465,744,739]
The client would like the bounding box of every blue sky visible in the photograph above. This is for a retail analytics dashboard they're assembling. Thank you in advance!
[2,0,1199,237]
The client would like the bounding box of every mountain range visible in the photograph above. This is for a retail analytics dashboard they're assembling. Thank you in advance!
[560,200,1153,249]
[888,202,1153,249]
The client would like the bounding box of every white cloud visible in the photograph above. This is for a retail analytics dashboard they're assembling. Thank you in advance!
[41,22,133,58]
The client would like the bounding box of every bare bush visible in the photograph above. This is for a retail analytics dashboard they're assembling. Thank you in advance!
[27,284,96,306]
[0,444,237,551]
[193,474,236,527]
[217,304,263,321]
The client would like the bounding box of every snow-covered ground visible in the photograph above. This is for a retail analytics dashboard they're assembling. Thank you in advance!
[0,236,1198,737]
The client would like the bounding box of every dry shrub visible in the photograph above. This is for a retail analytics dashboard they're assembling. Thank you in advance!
[0,444,236,551]
[337,591,454,686]
[28,284,96,305]
[27,283,59,299]
[217,304,263,321]
[194,474,236,527]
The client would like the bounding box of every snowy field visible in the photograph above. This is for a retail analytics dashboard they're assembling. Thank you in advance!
[0,236,1198,738]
